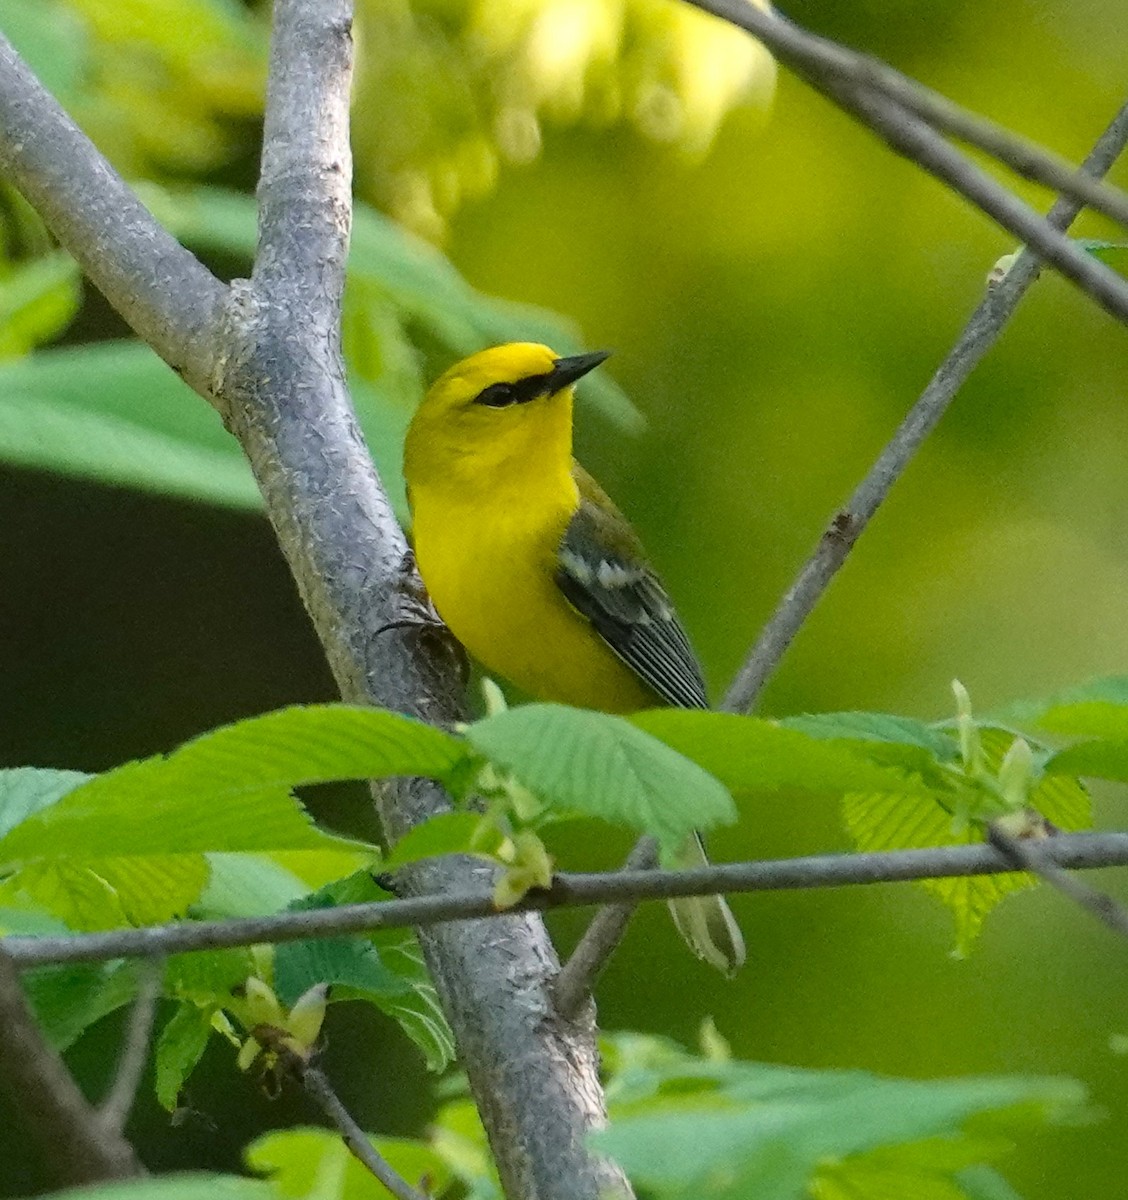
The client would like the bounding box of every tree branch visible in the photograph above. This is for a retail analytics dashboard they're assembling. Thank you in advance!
[988,824,1128,942]
[0,33,225,396]
[0,949,142,1184]
[7,832,1128,970]
[685,0,1128,326]
[211,5,629,1198]
[0,6,630,1196]
[722,99,1128,714]
[554,838,657,1020]
[98,957,164,1138]
[294,1057,429,1200]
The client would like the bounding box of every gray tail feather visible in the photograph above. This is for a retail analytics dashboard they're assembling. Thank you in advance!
[667,832,746,976]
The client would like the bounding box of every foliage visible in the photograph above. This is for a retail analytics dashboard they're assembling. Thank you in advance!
[1,674,1124,1133]
[0,0,773,236]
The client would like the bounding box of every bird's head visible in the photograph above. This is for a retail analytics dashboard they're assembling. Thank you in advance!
[404,342,610,489]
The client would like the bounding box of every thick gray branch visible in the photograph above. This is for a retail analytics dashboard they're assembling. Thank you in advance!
[8,831,1128,969]
[212,5,627,1198]
[0,950,142,1184]
[0,33,225,394]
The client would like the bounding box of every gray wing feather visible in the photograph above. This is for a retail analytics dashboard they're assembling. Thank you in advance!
[555,496,708,709]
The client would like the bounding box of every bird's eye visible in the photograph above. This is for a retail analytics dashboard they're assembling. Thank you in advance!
[474,382,518,407]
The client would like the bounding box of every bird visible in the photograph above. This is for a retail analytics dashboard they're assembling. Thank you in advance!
[403,341,744,975]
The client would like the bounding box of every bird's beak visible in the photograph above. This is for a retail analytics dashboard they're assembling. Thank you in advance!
[548,350,611,393]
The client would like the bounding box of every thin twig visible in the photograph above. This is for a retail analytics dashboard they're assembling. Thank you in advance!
[554,838,658,1020]
[0,948,142,1184]
[6,832,1128,970]
[702,5,1128,230]
[98,957,164,1137]
[296,1057,429,1200]
[685,0,1128,326]
[722,99,1128,714]
[988,824,1128,942]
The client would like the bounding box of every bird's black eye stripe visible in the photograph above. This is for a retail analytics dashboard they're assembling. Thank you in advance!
[474,382,519,407]
[473,372,554,408]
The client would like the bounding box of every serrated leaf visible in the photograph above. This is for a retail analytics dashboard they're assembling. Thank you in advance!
[0,704,464,866]
[843,729,1090,954]
[247,1127,451,1200]
[155,1003,215,1111]
[467,704,735,851]
[273,938,409,1008]
[633,711,937,796]
[1078,239,1128,276]
[0,341,262,509]
[364,934,455,1073]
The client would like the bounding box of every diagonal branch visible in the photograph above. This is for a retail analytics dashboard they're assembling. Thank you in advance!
[0,949,142,1184]
[0,34,225,395]
[98,957,164,1138]
[7,831,1128,970]
[722,99,1128,714]
[685,0,1128,326]
[212,5,630,1199]
[0,7,632,1197]
[295,1056,429,1200]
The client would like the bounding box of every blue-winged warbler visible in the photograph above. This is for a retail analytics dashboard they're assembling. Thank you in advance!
[404,342,744,975]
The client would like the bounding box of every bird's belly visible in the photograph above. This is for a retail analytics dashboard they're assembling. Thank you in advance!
[416,509,655,713]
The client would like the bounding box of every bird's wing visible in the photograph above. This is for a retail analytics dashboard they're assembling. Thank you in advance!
[554,465,708,709]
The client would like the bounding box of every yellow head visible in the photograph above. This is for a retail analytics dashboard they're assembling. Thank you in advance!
[404,342,609,494]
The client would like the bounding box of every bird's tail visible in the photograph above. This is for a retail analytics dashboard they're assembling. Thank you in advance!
[667,832,745,976]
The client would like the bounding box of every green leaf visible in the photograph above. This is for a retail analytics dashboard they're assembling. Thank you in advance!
[382,812,497,870]
[0,767,89,838]
[273,938,409,1008]
[467,704,735,851]
[0,1,89,107]
[1046,739,1128,780]
[39,1175,284,1200]
[247,1127,452,1200]
[12,856,211,929]
[365,933,455,1073]
[155,1003,215,1111]
[22,960,140,1050]
[1077,239,1128,277]
[0,252,81,357]
[633,711,937,796]
[0,704,463,865]
[1001,675,1128,738]
[0,341,261,508]
[279,873,455,1072]
[166,947,257,1004]
[843,729,1091,955]
[596,1033,1085,1200]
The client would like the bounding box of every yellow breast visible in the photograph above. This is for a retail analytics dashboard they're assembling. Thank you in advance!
[410,481,656,713]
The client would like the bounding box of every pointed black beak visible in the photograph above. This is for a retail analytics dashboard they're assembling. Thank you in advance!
[549,350,611,392]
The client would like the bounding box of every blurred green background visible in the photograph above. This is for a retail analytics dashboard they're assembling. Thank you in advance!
[2,0,1128,1196]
